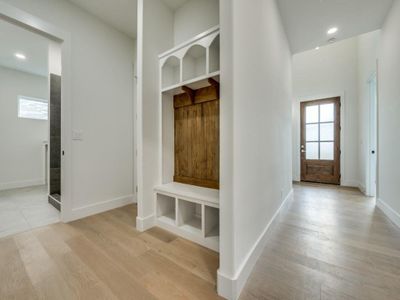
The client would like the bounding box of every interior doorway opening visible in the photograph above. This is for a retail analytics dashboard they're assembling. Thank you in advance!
[0,18,62,237]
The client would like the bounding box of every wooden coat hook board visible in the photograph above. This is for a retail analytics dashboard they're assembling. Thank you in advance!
[173,78,220,189]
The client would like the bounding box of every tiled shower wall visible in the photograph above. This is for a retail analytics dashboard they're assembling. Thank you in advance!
[48,74,61,210]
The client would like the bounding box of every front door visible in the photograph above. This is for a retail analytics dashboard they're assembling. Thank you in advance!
[301,97,341,185]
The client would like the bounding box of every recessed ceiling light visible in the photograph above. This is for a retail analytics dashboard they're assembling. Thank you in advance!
[327,27,338,35]
[315,46,320,50]
[15,53,26,60]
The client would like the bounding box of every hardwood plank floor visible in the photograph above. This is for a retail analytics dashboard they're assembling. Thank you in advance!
[240,183,400,300]
[0,204,221,300]
[3,183,399,300]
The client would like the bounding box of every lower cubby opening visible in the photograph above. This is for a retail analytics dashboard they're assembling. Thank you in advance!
[156,193,176,225]
[205,206,219,238]
[178,199,202,234]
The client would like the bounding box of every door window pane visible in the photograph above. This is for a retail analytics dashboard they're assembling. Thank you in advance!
[306,124,319,141]
[306,105,318,123]
[320,123,334,141]
[320,142,334,160]
[306,142,319,159]
[320,103,334,122]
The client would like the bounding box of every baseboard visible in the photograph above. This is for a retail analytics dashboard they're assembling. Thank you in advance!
[136,214,155,232]
[67,194,134,221]
[217,189,294,300]
[341,180,359,188]
[377,198,400,228]
[357,182,366,194]
[0,178,45,191]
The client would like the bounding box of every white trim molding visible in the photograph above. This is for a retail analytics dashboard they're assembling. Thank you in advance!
[340,180,360,188]
[136,214,156,232]
[377,198,400,228]
[0,179,45,191]
[66,195,134,222]
[217,189,294,300]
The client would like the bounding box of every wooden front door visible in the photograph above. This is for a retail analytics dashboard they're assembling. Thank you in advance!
[301,97,341,185]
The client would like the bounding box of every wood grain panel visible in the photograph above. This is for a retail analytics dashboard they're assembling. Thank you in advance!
[174,85,219,189]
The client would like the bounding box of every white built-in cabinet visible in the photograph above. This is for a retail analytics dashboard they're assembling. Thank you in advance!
[155,182,219,251]
[160,26,220,94]
[155,26,220,252]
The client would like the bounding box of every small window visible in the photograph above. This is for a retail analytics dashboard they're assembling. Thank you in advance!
[18,96,48,120]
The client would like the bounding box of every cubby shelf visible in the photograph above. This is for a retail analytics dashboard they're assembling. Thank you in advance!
[160,26,220,95]
[154,182,219,252]
[161,71,220,96]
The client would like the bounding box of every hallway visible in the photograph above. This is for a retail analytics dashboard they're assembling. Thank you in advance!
[241,183,400,300]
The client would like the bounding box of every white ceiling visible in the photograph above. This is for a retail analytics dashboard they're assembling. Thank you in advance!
[68,0,138,39]
[277,0,394,53]
[0,20,49,77]
[67,0,189,39]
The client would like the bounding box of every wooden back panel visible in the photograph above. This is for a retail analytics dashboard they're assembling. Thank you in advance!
[174,85,219,189]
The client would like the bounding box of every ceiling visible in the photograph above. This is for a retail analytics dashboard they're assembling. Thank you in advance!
[0,20,49,77]
[67,0,189,39]
[277,0,394,53]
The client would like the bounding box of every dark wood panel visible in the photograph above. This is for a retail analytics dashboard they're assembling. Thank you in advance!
[174,84,219,189]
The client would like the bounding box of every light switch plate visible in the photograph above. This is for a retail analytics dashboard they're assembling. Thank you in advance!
[72,130,83,141]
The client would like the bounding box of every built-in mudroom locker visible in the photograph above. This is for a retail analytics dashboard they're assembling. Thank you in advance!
[154,27,220,251]
[48,74,61,211]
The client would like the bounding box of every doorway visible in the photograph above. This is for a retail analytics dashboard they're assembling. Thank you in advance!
[367,74,377,197]
[0,19,61,237]
[300,97,341,185]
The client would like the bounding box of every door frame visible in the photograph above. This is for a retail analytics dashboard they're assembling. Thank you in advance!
[0,2,73,222]
[300,97,341,184]
[366,72,378,197]
[295,92,345,185]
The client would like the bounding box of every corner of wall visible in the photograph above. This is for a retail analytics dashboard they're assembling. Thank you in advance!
[377,198,400,228]
[218,189,294,300]
[136,214,156,232]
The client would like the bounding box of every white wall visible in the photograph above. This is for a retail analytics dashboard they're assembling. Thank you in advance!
[2,0,135,217]
[173,0,219,45]
[0,66,48,190]
[292,38,359,187]
[136,0,174,229]
[357,30,380,193]
[377,0,400,225]
[219,0,292,298]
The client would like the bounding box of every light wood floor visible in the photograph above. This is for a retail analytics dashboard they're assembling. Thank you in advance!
[0,204,221,300]
[241,183,400,300]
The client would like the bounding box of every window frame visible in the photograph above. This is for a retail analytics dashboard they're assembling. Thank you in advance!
[18,95,49,121]
[305,103,335,160]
